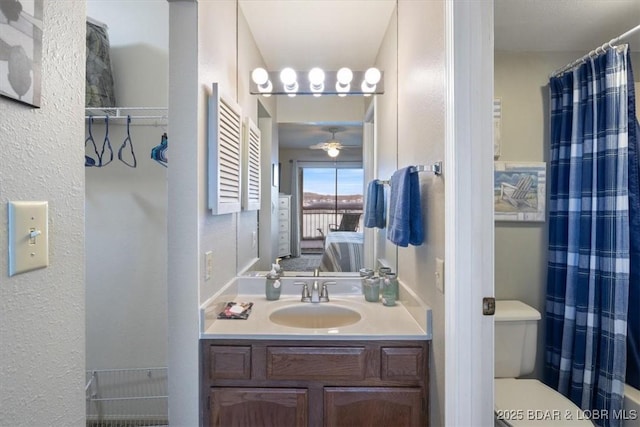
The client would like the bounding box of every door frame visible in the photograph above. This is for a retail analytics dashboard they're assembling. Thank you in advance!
[444,0,495,426]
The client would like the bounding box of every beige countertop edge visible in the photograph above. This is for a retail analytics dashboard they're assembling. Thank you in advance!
[199,277,432,340]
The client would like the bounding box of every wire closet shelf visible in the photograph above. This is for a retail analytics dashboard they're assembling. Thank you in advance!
[85,367,168,427]
[85,107,168,126]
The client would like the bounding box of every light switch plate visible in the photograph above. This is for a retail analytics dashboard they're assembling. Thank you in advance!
[435,257,445,293]
[8,201,49,276]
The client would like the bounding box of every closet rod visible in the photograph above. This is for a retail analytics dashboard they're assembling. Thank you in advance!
[85,107,168,121]
[550,24,640,78]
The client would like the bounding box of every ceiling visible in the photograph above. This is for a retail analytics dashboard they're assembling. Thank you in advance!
[240,0,640,151]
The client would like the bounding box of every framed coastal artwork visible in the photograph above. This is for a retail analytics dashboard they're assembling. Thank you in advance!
[494,161,546,222]
[0,0,44,107]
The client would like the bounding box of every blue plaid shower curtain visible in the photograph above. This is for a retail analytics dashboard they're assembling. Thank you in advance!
[545,46,632,427]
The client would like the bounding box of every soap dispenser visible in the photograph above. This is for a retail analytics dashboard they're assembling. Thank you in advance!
[265,262,282,300]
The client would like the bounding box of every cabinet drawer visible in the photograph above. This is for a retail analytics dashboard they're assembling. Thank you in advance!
[278,220,289,232]
[267,347,366,381]
[278,232,290,244]
[278,197,290,209]
[381,347,424,381]
[278,242,290,251]
[208,346,251,380]
[278,209,289,221]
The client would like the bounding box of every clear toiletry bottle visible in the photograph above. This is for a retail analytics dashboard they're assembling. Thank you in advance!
[363,276,380,302]
[265,263,282,300]
[359,268,374,295]
[378,266,392,278]
[386,272,399,300]
[381,273,397,306]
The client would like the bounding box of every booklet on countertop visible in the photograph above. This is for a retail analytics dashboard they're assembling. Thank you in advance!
[217,302,254,320]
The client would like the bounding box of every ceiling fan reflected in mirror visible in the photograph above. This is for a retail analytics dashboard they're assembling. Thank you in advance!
[309,127,359,158]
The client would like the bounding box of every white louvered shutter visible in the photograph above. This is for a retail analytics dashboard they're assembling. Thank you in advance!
[208,83,242,214]
[243,118,261,211]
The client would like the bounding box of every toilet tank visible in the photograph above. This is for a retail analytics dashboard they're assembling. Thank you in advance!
[494,300,541,378]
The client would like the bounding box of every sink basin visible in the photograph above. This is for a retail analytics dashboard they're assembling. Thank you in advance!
[269,304,362,329]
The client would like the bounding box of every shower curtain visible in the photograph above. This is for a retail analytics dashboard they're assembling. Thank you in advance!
[545,45,634,427]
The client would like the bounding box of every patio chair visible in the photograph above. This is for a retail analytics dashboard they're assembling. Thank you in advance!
[500,175,534,208]
[317,213,361,240]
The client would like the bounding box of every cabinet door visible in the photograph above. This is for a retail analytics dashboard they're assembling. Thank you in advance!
[209,388,307,427]
[324,387,423,427]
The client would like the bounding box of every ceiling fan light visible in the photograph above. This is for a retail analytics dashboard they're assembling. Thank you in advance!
[327,147,340,157]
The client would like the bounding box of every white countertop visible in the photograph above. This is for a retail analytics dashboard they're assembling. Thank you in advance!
[200,276,432,341]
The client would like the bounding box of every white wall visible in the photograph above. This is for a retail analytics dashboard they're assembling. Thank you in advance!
[494,50,640,379]
[84,0,169,371]
[398,2,446,425]
[167,1,276,424]
[375,1,447,425]
[0,2,86,426]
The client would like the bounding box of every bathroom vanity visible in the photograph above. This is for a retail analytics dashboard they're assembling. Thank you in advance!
[201,339,428,426]
[200,276,432,427]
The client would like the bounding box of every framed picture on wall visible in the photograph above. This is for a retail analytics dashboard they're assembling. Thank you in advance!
[494,161,546,222]
[0,0,44,108]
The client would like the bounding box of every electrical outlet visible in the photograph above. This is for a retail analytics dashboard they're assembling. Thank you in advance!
[435,257,445,293]
[252,231,257,249]
[205,251,213,280]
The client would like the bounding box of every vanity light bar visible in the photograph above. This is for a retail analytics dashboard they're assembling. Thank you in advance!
[249,68,384,96]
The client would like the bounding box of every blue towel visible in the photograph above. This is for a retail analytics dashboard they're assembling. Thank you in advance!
[387,167,423,247]
[364,179,385,229]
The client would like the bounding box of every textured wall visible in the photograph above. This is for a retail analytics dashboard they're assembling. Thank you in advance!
[0,1,86,426]
[397,2,446,425]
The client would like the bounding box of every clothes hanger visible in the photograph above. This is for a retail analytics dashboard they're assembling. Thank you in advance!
[85,116,100,167]
[117,115,137,168]
[151,132,168,167]
[99,115,114,167]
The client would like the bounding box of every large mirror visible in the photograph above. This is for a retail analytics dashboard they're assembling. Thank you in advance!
[240,0,399,275]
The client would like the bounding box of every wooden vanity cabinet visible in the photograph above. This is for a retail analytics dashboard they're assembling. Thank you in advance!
[201,339,429,427]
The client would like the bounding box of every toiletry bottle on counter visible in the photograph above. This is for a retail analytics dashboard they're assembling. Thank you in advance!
[381,273,397,306]
[265,264,281,300]
[386,273,399,300]
[359,268,374,295]
[363,276,380,302]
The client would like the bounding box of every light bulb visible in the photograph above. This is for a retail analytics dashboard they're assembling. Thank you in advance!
[327,147,340,157]
[251,67,269,85]
[280,68,297,85]
[361,79,376,93]
[364,67,381,85]
[308,67,325,93]
[336,67,353,85]
[308,67,325,86]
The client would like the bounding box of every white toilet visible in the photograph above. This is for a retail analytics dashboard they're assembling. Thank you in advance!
[494,300,594,426]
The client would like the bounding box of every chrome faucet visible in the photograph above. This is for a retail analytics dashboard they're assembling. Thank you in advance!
[311,268,321,303]
[295,269,335,303]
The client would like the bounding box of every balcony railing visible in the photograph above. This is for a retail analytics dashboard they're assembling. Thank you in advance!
[302,208,363,239]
